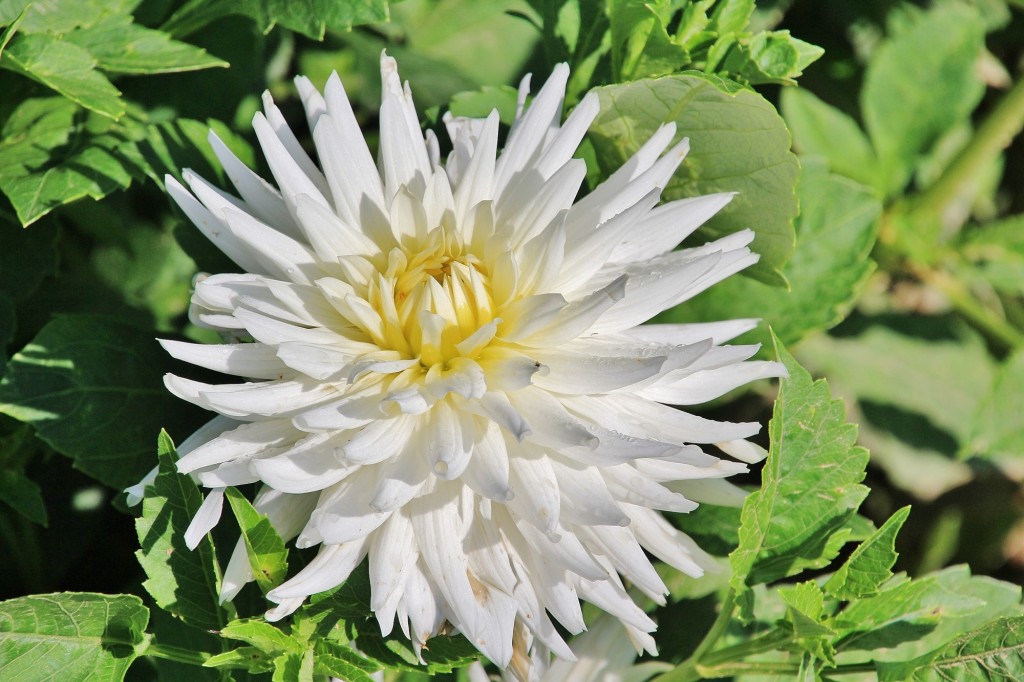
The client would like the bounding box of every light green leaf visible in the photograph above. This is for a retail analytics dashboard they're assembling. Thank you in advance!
[220,619,301,655]
[660,161,880,349]
[314,639,380,682]
[0,315,198,489]
[1,33,124,118]
[965,349,1024,460]
[64,17,228,74]
[0,0,139,34]
[878,615,1024,681]
[135,431,226,632]
[861,1,986,195]
[780,581,836,663]
[782,88,879,189]
[273,647,315,682]
[825,506,910,600]
[729,334,869,602]
[0,97,146,226]
[203,646,274,673]
[589,72,799,284]
[225,486,289,594]
[0,593,149,682]
[163,0,390,41]
[448,85,521,124]
[959,214,1024,296]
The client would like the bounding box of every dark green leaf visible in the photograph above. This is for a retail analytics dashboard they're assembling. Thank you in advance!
[660,162,880,349]
[0,469,45,525]
[135,431,226,632]
[225,487,289,594]
[64,17,228,74]
[730,334,869,604]
[1,33,124,118]
[878,616,1024,681]
[825,506,910,600]
[861,2,986,195]
[0,315,196,488]
[589,72,799,284]
[0,592,148,682]
[0,216,58,302]
[0,97,147,226]
[163,0,390,41]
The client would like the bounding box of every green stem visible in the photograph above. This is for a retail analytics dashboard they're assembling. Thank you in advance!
[142,640,212,667]
[913,75,1024,220]
[651,589,737,682]
[696,661,878,678]
[698,627,793,667]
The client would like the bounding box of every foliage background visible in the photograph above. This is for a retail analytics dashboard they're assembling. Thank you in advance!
[3,0,1024,680]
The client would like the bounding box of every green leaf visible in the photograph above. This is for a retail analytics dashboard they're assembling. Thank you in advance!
[878,615,1024,681]
[782,88,879,190]
[659,161,880,349]
[0,216,58,302]
[0,592,149,682]
[220,618,301,655]
[224,487,289,594]
[0,97,147,226]
[204,645,275,673]
[825,506,910,600]
[861,1,986,195]
[959,214,1024,296]
[273,647,315,682]
[135,431,226,632]
[64,17,228,74]
[448,85,521,125]
[729,334,869,604]
[589,72,799,284]
[965,349,1024,460]
[779,581,836,662]
[314,639,380,682]
[0,0,140,34]
[0,315,199,488]
[163,0,390,41]
[0,469,45,525]
[1,33,124,118]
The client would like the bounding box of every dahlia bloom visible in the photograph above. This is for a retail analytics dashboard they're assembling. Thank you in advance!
[159,52,781,674]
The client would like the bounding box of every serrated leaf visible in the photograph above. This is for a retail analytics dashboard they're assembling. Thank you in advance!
[660,161,880,349]
[0,592,148,682]
[0,97,147,226]
[64,17,228,74]
[861,1,986,195]
[220,618,301,655]
[163,0,390,41]
[729,334,869,605]
[878,616,1024,681]
[782,88,879,190]
[0,0,139,34]
[780,581,837,663]
[273,647,314,682]
[825,506,910,600]
[135,431,225,632]
[1,33,124,118]
[589,72,799,284]
[314,639,380,682]
[0,315,199,489]
[225,487,289,594]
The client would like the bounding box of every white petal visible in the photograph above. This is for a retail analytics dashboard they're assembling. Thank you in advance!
[184,487,224,549]
[175,418,295,473]
[160,340,289,380]
[268,539,369,600]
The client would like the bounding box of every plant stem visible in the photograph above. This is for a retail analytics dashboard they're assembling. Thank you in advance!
[695,661,878,677]
[698,627,793,666]
[651,589,737,682]
[913,75,1024,221]
[142,640,212,667]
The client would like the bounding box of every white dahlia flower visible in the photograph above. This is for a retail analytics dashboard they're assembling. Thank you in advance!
[159,52,782,675]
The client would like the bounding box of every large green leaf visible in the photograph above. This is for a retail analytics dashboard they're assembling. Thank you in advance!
[861,1,986,195]
[878,616,1024,681]
[0,97,146,226]
[965,349,1024,460]
[0,0,140,34]
[0,420,46,525]
[589,72,799,284]
[0,592,149,682]
[64,17,228,74]
[162,0,390,40]
[135,431,226,632]
[730,334,869,600]
[0,33,124,118]
[659,161,880,349]
[0,315,196,489]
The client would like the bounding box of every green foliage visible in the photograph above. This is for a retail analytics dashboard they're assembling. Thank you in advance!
[162,0,391,40]
[589,72,799,284]
[135,431,226,632]
[730,334,869,602]
[878,615,1024,681]
[0,592,149,682]
[0,421,46,524]
[225,486,289,594]
[0,316,198,489]
[660,160,881,347]
[825,506,910,601]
